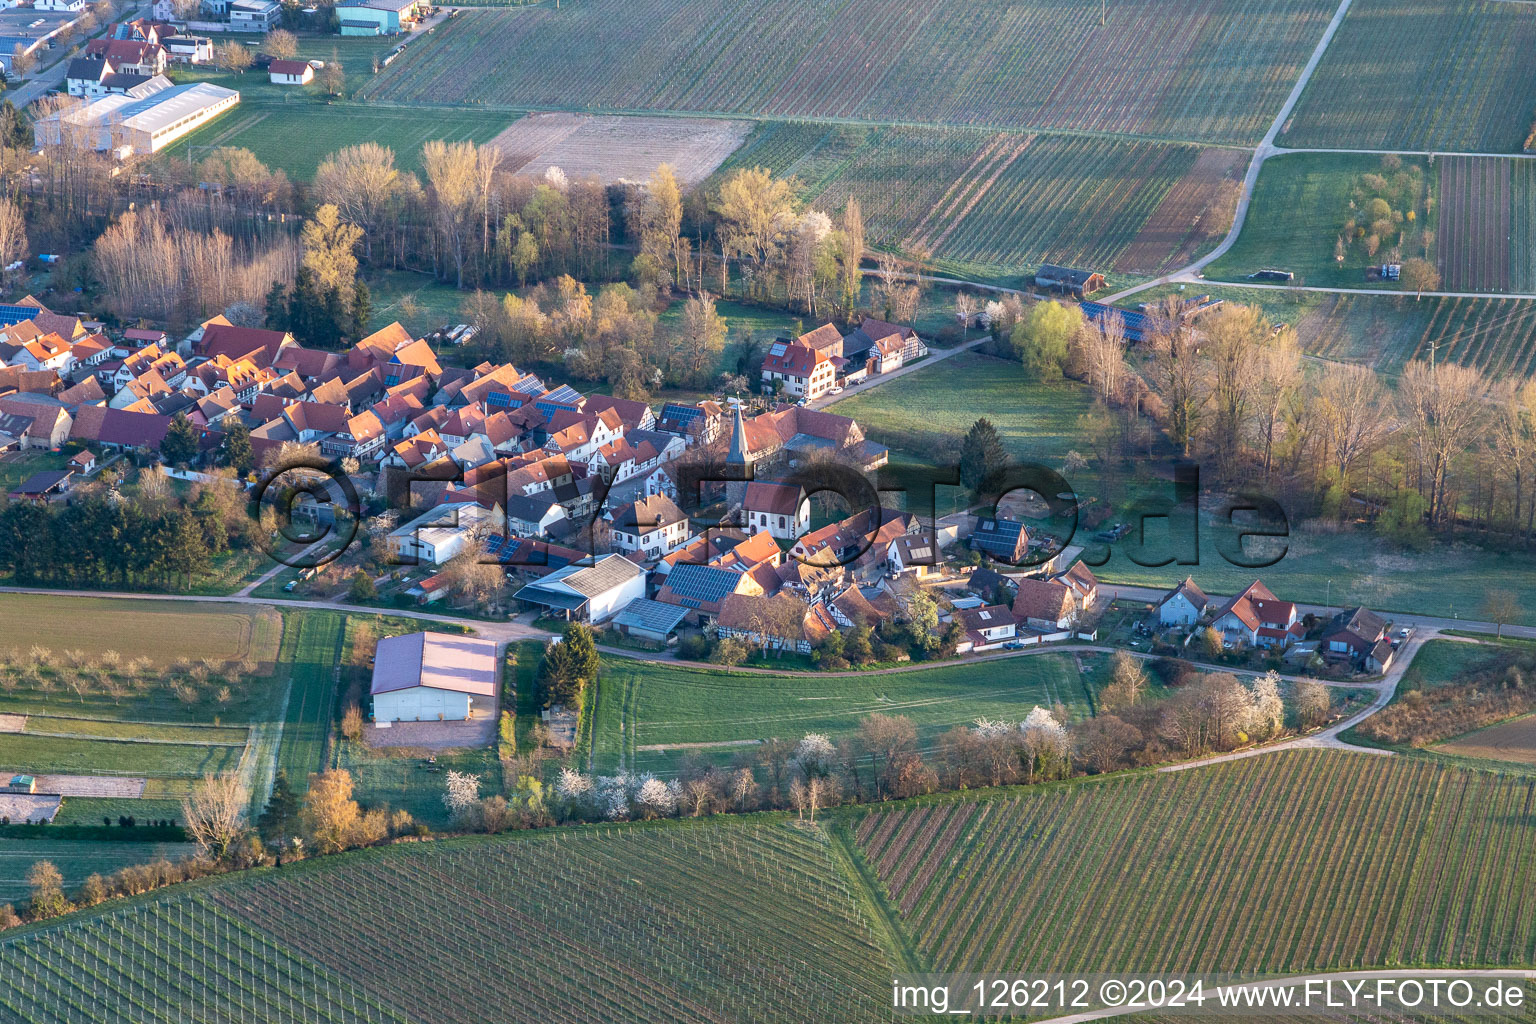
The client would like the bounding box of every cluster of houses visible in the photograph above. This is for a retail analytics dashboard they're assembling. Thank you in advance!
[760,317,927,402]
[1149,575,1399,674]
[43,22,239,158]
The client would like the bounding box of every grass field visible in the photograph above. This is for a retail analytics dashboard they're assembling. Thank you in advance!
[161,102,512,179]
[592,652,1093,776]
[272,611,348,794]
[0,595,281,670]
[829,351,1097,514]
[0,732,244,779]
[1205,151,1434,289]
[0,839,195,904]
[719,124,1235,281]
[0,822,892,1023]
[340,744,502,828]
[857,749,1536,973]
[361,0,1335,146]
[1098,509,1536,625]
[1283,0,1536,153]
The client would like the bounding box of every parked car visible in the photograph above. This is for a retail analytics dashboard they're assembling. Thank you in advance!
[283,580,298,592]
[829,386,844,394]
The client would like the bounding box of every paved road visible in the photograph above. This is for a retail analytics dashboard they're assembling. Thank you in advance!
[813,335,988,411]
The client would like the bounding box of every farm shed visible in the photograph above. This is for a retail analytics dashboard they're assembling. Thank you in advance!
[514,554,647,623]
[370,632,499,724]
[611,597,689,643]
[8,469,72,502]
[1035,265,1105,296]
[34,82,239,156]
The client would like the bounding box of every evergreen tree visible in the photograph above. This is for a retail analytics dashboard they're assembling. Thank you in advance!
[350,279,372,338]
[263,281,289,331]
[0,101,30,150]
[257,771,301,841]
[159,413,200,468]
[220,418,254,476]
[959,417,1006,491]
[562,623,601,683]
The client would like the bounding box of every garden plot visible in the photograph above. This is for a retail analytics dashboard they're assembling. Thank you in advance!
[1437,155,1511,293]
[488,113,751,187]
[30,775,146,798]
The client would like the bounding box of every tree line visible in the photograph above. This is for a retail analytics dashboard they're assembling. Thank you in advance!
[974,291,1536,549]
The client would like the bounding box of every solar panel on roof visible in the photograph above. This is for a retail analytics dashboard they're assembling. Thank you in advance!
[0,305,40,326]
[768,342,787,357]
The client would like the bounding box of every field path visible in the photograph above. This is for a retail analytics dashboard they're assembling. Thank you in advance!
[1102,0,1358,305]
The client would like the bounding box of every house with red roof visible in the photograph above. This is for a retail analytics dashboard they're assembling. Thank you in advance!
[197,324,293,368]
[1210,579,1305,649]
[760,340,835,401]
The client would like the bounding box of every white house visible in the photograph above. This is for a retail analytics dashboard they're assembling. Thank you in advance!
[268,58,313,85]
[370,632,499,724]
[386,501,504,566]
[1155,576,1210,627]
[607,494,690,558]
[955,603,1016,651]
[760,340,835,400]
[228,0,281,29]
[514,554,646,623]
[741,481,809,541]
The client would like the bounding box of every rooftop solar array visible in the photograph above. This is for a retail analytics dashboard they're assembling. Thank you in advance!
[0,305,41,327]
[663,563,742,604]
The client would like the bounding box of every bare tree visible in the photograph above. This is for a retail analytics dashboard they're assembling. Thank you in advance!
[1399,360,1488,523]
[1317,362,1394,498]
[1078,308,1126,402]
[1294,679,1331,728]
[1202,304,1267,475]
[422,139,478,288]
[181,773,251,860]
[1252,327,1303,478]
[0,201,26,273]
[1400,257,1440,299]
[1145,297,1207,455]
[262,28,298,58]
[313,143,401,261]
[1481,589,1520,638]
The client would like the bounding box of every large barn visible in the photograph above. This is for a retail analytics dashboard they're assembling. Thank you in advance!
[370,632,499,723]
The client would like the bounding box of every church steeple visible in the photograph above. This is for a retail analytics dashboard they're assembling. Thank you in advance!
[726,402,752,468]
[724,402,752,512]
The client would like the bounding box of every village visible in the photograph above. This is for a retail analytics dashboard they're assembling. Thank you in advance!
[0,286,1411,724]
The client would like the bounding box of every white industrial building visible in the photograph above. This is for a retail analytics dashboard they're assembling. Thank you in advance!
[33,81,239,157]
[370,631,499,724]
